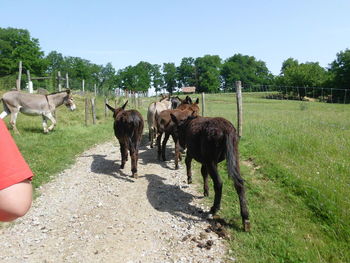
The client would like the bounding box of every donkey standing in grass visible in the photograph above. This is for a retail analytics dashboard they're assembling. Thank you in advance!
[0,89,76,134]
[170,113,250,231]
[106,101,144,178]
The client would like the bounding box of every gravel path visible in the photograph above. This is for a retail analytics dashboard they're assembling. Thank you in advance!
[0,140,230,263]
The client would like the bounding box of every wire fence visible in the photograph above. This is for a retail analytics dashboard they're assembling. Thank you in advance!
[1,74,349,104]
[238,85,349,104]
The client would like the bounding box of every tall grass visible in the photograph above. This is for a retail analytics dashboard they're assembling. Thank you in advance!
[200,93,350,262]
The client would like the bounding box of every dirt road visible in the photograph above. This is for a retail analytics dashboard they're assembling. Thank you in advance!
[0,140,230,262]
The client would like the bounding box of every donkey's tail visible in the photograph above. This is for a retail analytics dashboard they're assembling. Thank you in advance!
[226,131,251,231]
[225,132,244,187]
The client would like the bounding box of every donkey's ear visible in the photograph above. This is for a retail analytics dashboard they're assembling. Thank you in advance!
[195,98,199,104]
[106,104,115,112]
[66,89,71,94]
[121,100,128,110]
[187,96,193,104]
[170,113,178,125]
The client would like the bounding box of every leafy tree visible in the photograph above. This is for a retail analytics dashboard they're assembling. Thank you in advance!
[0,27,46,76]
[45,51,65,73]
[162,63,177,94]
[277,61,327,87]
[151,64,164,94]
[177,57,196,87]
[280,58,299,75]
[133,61,152,92]
[99,62,116,91]
[118,66,136,92]
[221,54,273,91]
[276,60,328,99]
[195,55,222,93]
[328,49,350,90]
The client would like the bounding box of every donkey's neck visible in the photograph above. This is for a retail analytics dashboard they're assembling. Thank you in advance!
[47,92,66,108]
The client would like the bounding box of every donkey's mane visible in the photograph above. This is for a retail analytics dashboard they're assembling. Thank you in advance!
[47,90,69,96]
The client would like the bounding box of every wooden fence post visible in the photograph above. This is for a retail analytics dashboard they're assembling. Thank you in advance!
[16,61,22,91]
[344,90,347,104]
[94,84,97,97]
[57,71,62,92]
[91,98,96,125]
[66,73,69,90]
[235,80,243,139]
[201,92,205,116]
[82,79,85,93]
[85,97,89,126]
[27,70,33,93]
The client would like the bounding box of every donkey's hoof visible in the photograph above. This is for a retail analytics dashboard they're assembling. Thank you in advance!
[243,220,251,232]
[209,206,219,215]
[187,178,192,184]
[204,191,209,197]
[120,164,125,169]
[132,173,138,179]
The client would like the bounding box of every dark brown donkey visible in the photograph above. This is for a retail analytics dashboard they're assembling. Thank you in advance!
[155,97,200,169]
[170,114,250,231]
[106,101,144,178]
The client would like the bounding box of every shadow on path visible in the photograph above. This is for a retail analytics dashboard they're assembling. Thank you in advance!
[145,173,207,223]
[88,154,134,183]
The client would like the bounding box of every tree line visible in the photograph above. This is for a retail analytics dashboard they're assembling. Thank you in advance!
[1,27,349,100]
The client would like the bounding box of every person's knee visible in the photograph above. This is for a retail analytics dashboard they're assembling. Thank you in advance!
[0,206,31,221]
[0,180,33,222]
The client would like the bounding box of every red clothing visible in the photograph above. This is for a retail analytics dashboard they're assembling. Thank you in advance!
[0,119,33,190]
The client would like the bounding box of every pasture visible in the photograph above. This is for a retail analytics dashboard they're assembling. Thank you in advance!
[201,93,350,262]
[1,90,349,262]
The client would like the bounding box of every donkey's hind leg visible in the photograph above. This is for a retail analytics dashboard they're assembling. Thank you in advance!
[156,132,163,160]
[10,112,20,134]
[129,145,138,179]
[207,162,223,215]
[161,133,170,161]
[201,164,209,196]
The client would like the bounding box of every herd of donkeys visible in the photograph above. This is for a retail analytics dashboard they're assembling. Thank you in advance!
[106,94,251,232]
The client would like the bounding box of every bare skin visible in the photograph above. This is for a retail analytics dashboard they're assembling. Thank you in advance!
[0,179,32,222]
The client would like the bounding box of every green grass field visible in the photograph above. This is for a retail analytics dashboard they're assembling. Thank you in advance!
[1,90,349,262]
[200,93,350,262]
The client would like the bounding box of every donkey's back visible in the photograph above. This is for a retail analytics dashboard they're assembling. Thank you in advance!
[2,91,49,114]
[147,100,171,148]
[115,110,144,139]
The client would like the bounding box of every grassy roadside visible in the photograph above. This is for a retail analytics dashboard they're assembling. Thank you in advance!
[0,93,120,189]
[192,93,350,262]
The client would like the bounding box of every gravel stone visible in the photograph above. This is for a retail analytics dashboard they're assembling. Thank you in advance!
[0,140,229,262]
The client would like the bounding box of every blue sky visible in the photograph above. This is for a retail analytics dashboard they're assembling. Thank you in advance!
[1,0,350,75]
